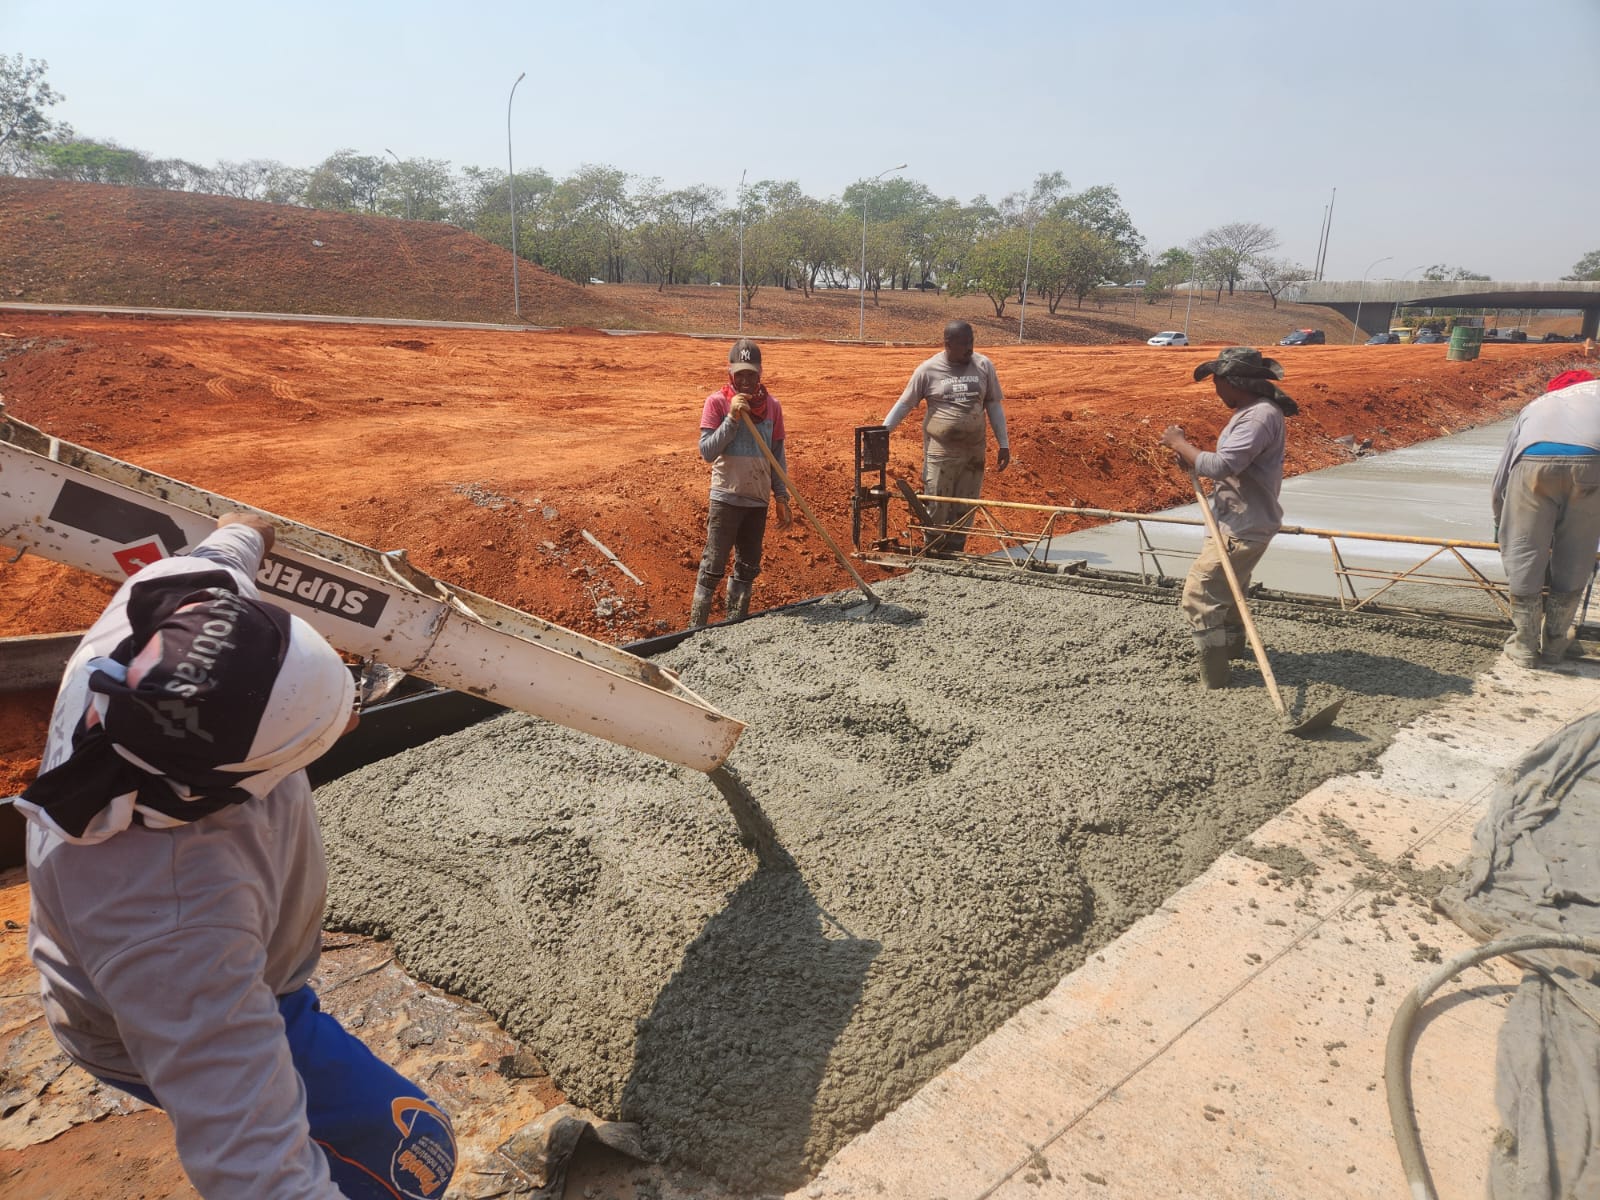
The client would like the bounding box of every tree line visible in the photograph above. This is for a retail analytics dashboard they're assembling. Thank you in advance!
[12,55,1588,305]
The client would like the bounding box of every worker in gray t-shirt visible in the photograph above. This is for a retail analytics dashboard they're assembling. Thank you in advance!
[883,319,1010,554]
[1162,347,1298,690]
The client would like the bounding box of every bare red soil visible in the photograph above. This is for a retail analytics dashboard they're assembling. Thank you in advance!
[1,314,1581,660]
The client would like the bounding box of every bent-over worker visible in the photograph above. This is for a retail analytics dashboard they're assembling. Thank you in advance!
[883,319,1010,554]
[1161,346,1299,689]
[1490,368,1600,666]
[690,337,793,626]
[13,514,456,1199]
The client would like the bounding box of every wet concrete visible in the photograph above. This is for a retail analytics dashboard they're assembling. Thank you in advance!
[315,569,1499,1191]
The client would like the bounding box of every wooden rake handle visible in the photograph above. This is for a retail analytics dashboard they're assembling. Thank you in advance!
[737,409,881,608]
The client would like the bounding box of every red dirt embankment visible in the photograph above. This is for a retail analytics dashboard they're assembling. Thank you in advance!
[0,178,643,328]
[0,313,1580,653]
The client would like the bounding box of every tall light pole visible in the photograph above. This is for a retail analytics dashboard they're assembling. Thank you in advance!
[1351,255,1393,343]
[384,148,410,221]
[506,71,526,320]
[859,162,906,342]
[737,168,746,334]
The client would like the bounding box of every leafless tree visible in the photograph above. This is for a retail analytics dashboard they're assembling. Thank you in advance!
[1189,222,1279,297]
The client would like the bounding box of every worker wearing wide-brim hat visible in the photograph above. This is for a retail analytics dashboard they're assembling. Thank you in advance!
[1160,347,1299,689]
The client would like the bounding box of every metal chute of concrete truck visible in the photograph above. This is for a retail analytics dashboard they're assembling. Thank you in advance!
[0,407,744,774]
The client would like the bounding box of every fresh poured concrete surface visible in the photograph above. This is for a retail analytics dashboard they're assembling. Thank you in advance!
[1041,420,1514,603]
[316,571,1503,1194]
[796,655,1600,1200]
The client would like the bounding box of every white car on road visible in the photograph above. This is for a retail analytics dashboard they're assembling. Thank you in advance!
[1147,331,1188,347]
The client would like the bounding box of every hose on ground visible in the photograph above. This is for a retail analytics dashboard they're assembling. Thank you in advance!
[1385,932,1600,1200]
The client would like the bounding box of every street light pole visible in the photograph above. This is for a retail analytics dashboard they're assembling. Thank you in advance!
[1351,255,1393,343]
[384,148,409,221]
[859,162,906,342]
[737,168,746,334]
[506,71,526,320]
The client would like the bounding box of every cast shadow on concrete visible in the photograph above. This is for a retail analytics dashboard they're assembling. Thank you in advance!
[618,857,880,1191]
[1264,648,1481,701]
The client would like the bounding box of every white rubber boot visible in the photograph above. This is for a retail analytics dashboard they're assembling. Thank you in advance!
[1541,590,1585,664]
[688,585,715,628]
[1504,595,1542,667]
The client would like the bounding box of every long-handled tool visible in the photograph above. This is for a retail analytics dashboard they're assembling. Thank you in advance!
[1188,469,1344,736]
[737,408,881,610]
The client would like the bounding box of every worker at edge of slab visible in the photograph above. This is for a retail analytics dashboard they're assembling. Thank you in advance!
[882,318,1011,555]
[690,337,794,627]
[1161,346,1299,689]
[9,514,457,1200]
[1491,368,1600,667]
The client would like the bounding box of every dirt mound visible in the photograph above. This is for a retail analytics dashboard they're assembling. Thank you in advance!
[0,178,645,328]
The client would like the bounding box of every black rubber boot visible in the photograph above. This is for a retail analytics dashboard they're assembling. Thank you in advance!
[726,580,753,622]
[1504,595,1542,667]
[688,585,715,628]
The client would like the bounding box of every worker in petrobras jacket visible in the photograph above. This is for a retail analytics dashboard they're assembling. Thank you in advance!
[12,513,455,1200]
[1491,368,1600,666]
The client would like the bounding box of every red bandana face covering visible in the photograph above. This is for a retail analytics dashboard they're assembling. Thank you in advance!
[723,381,769,421]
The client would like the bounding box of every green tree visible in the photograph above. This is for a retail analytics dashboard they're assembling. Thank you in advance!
[954,227,1030,316]
[1422,264,1490,281]
[562,164,635,283]
[1052,184,1144,271]
[303,149,386,212]
[1145,247,1194,305]
[1564,250,1600,282]
[378,156,458,222]
[1033,222,1118,312]
[0,55,71,173]
[635,182,722,289]
[32,138,160,185]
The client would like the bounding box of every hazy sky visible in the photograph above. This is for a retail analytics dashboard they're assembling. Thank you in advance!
[8,0,1597,280]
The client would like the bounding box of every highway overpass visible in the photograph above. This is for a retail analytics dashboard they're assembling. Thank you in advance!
[1282,279,1600,340]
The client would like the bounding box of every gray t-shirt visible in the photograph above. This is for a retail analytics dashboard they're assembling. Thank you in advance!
[1193,400,1287,542]
[884,351,1009,459]
[24,525,344,1199]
